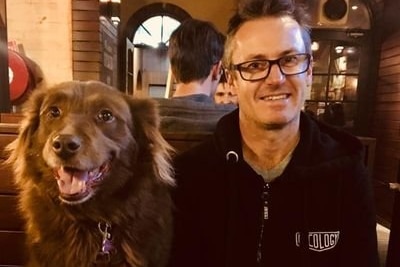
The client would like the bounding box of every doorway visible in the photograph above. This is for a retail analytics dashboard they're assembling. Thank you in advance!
[120,3,191,96]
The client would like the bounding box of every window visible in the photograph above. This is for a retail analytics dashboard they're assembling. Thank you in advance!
[306,40,360,128]
[133,16,180,48]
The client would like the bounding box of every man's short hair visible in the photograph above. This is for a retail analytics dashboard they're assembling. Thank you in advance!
[223,0,311,69]
[168,18,225,83]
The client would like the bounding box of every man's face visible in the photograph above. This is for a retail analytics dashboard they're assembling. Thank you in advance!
[214,83,238,105]
[229,16,312,128]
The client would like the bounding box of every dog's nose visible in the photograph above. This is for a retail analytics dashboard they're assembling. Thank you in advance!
[52,134,81,158]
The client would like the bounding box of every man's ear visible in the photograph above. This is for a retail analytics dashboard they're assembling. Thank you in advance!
[306,56,313,87]
[211,61,223,81]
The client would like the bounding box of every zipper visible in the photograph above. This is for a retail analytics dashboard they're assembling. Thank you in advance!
[257,182,270,263]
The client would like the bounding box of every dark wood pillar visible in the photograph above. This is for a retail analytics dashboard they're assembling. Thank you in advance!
[0,0,10,112]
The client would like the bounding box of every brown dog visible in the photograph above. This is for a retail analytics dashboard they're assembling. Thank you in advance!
[6,80,174,267]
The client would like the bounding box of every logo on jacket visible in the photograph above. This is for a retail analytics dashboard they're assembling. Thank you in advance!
[295,231,340,252]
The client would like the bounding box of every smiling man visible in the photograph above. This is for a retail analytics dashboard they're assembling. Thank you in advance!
[168,0,379,266]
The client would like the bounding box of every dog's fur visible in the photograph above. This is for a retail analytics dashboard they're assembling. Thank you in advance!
[6,80,175,267]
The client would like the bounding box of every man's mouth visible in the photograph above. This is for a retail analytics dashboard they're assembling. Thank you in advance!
[53,161,111,204]
[261,93,290,101]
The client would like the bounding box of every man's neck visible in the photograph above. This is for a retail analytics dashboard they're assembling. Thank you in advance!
[173,76,216,97]
[241,115,300,170]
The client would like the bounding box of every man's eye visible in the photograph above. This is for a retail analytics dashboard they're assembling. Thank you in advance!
[97,109,115,123]
[242,61,268,71]
[281,55,299,65]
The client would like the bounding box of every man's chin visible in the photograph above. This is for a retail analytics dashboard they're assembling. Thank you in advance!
[260,114,300,130]
[263,123,286,130]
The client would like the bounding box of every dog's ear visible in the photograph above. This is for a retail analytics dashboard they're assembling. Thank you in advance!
[125,96,175,186]
[5,87,46,178]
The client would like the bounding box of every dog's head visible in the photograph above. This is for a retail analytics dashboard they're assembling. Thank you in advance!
[7,80,174,205]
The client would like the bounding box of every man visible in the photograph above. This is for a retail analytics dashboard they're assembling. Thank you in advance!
[214,70,238,105]
[157,18,236,132]
[168,0,379,266]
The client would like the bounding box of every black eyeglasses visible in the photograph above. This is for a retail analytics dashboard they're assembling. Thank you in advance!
[231,53,311,81]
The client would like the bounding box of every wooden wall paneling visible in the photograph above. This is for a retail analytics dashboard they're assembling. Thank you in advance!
[380,55,400,68]
[73,51,101,61]
[373,110,400,121]
[71,0,118,86]
[72,31,101,42]
[73,21,100,31]
[72,0,98,11]
[375,102,400,111]
[380,47,400,60]
[71,0,101,82]
[73,10,99,21]
[376,83,400,93]
[0,162,16,194]
[73,41,101,51]
[73,72,101,81]
[376,92,400,102]
[373,32,400,225]
[0,231,26,266]
[378,74,400,85]
[0,195,23,230]
[0,125,25,266]
[73,61,101,72]
[99,18,118,87]
[379,65,400,76]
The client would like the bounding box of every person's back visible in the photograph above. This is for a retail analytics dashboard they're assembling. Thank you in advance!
[156,18,235,132]
[156,96,235,132]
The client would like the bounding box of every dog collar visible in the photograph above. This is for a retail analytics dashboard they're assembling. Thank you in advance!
[94,222,124,266]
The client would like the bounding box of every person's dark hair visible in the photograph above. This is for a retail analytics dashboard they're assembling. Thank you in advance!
[223,0,311,69]
[168,19,225,83]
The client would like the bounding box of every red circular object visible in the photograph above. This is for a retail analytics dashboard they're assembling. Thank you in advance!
[8,49,30,103]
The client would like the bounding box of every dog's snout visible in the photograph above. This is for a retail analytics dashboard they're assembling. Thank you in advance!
[52,135,81,158]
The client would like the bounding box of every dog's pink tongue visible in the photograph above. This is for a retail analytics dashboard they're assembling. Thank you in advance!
[56,168,88,195]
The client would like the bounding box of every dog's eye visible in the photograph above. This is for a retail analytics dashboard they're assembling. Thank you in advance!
[47,106,61,118]
[97,109,115,123]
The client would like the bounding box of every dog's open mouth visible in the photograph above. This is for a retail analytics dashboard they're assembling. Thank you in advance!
[54,161,111,204]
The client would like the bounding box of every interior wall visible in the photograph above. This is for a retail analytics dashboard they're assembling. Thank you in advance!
[6,0,73,86]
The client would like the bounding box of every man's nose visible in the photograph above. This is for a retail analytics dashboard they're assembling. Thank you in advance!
[265,64,285,85]
[223,94,230,104]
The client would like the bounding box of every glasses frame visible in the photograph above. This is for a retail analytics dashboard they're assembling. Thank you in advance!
[231,53,311,82]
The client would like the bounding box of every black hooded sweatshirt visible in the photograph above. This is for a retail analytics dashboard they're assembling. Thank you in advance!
[168,109,379,267]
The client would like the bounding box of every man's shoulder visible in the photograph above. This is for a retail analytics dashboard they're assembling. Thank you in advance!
[155,97,236,113]
[154,97,236,132]
[300,112,364,163]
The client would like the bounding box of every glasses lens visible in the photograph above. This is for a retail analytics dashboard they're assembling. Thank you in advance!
[237,60,269,81]
[279,54,309,75]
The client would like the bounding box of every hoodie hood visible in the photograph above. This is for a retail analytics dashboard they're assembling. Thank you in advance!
[213,109,364,173]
